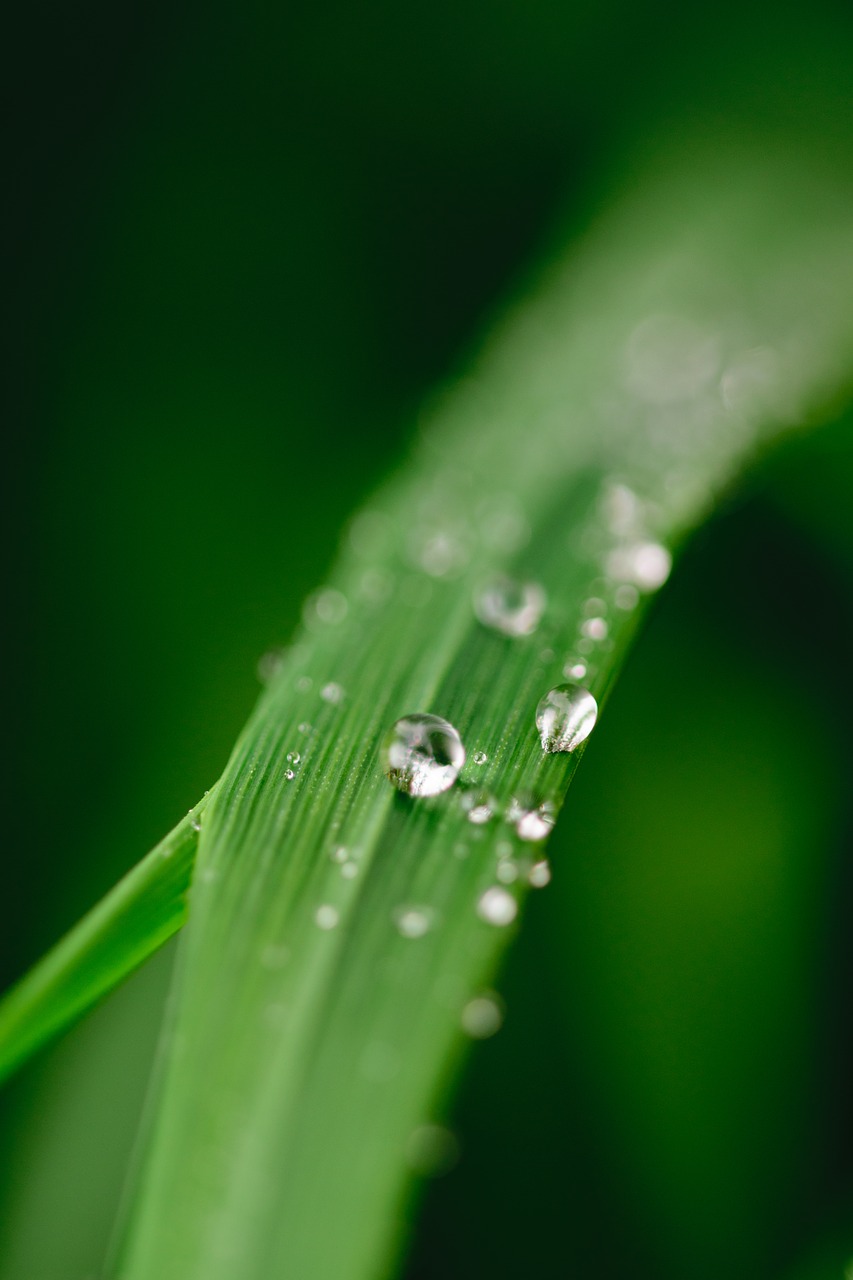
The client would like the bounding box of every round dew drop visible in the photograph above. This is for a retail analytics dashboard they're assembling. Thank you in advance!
[473,576,546,638]
[383,713,465,797]
[461,994,504,1039]
[535,683,598,753]
[477,886,518,927]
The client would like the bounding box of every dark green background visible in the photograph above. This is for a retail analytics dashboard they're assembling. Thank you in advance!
[3,0,853,1275]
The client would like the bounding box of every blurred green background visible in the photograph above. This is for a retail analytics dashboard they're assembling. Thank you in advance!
[3,0,853,1275]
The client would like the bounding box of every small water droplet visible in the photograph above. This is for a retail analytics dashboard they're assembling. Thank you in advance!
[358,567,394,603]
[580,616,608,641]
[477,886,518,926]
[298,721,311,734]
[383,713,465,797]
[461,993,504,1039]
[284,769,295,781]
[496,839,514,859]
[393,905,435,939]
[190,816,202,833]
[341,861,358,879]
[460,790,495,825]
[473,576,546,638]
[496,860,519,884]
[536,684,598,753]
[509,795,557,842]
[418,531,468,578]
[286,751,301,764]
[472,750,488,766]
[563,658,588,680]
[405,1124,459,1176]
[296,675,313,693]
[315,904,339,930]
[528,859,552,888]
[614,584,639,610]
[320,682,345,704]
[330,845,349,864]
[606,541,672,591]
[583,597,607,617]
[257,647,286,683]
[349,509,394,557]
[303,587,349,628]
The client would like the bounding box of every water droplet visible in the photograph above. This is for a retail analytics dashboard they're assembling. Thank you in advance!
[528,859,552,888]
[320,681,345,704]
[349,509,393,557]
[315,904,339,931]
[460,790,495,825]
[563,658,588,680]
[606,541,672,591]
[286,751,301,764]
[536,684,598,753]
[509,795,557,842]
[580,616,608,641]
[257,647,286,683]
[473,576,546,638]
[190,816,202,833]
[477,886,518,926]
[358,567,394,603]
[405,1124,459,1176]
[296,675,313,693]
[303,587,349,629]
[393,905,435,939]
[341,861,358,879]
[496,860,519,884]
[461,993,504,1039]
[418,530,468,578]
[330,844,349,864]
[298,721,311,735]
[472,750,488,766]
[583,597,607,617]
[614,584,639,610]
[383,713,465,797]
[284,769,295,781]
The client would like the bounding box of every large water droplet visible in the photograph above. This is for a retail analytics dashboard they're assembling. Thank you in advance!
[535,683,598,753]
[383,713,465,797]
[473,576,546,638]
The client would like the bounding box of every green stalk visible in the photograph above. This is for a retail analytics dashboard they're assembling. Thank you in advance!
[106,136,853,1280]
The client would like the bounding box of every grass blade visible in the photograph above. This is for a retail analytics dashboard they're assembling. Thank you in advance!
[111,137,853,1280]
[0,801,207,1084]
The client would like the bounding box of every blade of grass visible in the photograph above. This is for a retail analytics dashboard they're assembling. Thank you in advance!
[111,134,853,1280]
[0,799,208,1084]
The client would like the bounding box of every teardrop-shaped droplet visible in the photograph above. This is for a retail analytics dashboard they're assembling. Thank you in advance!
[473,576,546,638]
[535,683,598,753]
[383,713,465,797]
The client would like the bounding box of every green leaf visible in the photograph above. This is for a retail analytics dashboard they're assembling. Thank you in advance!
[105,136,853,1280]
[0,802,205,1085]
